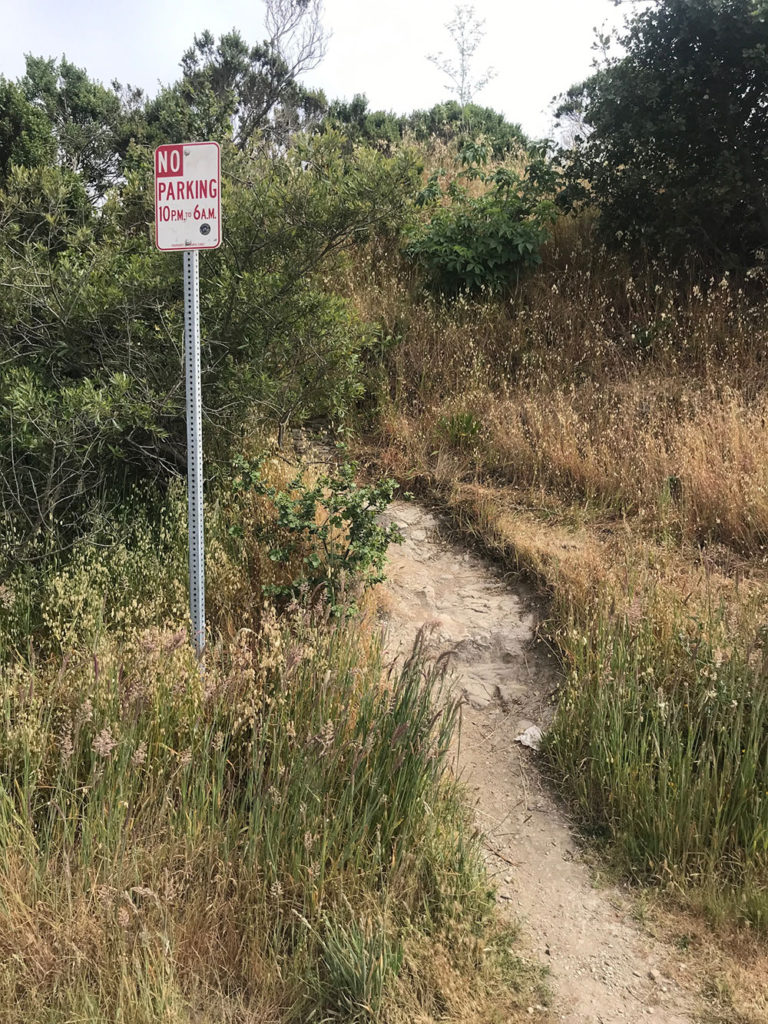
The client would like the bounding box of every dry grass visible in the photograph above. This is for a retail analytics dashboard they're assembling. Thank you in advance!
[382,380,768,557]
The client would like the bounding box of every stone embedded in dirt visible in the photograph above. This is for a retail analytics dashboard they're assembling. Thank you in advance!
[514,724,543,750]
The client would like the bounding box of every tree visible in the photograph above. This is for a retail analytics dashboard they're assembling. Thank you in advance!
[324,95,404,153]
[168,2,328,150]
[22,56,125,198]
[427,5,496,107]
[0,78,55,179]
[556,0,768,266]
[406,101,526,157]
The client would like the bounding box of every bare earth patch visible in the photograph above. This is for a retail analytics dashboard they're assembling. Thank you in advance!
[380,500,704,1024]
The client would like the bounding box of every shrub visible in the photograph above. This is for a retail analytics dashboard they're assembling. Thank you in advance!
[231,455,402,614]
[405,148,556,293]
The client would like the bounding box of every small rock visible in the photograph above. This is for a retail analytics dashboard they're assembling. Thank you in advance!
[514,725,543,750]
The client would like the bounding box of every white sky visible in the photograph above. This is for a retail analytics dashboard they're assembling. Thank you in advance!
[1,0,633,138]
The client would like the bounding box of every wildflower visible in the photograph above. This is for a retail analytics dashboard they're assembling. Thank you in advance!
[212,730,224,751]
[93,727,117,759]
[270,880,283,901]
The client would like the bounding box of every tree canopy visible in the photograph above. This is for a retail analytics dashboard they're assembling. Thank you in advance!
[557,0,768,266]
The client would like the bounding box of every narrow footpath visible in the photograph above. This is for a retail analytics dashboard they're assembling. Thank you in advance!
[380,500,702,1024]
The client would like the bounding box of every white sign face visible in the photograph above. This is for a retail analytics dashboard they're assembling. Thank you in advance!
[154,142,221,251]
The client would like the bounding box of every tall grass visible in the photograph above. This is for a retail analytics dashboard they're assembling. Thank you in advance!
[0,451,539,1022]
[545,605,768,930]
[0,605,505,1021]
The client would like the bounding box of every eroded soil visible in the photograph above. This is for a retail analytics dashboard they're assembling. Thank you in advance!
[380,500,703,1024]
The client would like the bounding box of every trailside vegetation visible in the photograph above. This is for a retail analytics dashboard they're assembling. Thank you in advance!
[2,0,768,1018]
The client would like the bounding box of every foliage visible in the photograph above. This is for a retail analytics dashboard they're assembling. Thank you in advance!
[231,456,403,613]
[324,95,527,159]
[162,24,328,149]
[20,56,126,197]
[0,77,55,178]
[406,146,557,293]
[324,94,403,153]
[0,131,418,561]
[556,0,768,265]
[406,100,527,157]
[0,484,188,661]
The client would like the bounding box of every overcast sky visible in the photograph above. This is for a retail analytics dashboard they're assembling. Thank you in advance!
[1,0,634,138]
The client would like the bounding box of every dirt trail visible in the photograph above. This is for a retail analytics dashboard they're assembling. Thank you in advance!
[380,500,702,1024]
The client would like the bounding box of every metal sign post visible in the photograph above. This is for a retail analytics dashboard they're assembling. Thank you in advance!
[154,142,222,655]
[183,249,206,655]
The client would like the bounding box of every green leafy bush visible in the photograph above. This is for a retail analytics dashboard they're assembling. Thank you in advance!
[405,148,556,293]
[231,456,402,613]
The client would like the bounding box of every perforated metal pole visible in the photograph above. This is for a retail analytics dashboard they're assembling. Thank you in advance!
[183,249,206,655]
